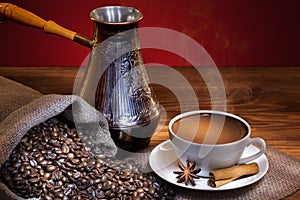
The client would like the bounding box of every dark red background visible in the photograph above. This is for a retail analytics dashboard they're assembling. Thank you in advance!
[0,0,299,67]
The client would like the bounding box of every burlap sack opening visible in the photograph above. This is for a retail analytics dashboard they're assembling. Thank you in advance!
[0,76,117,200]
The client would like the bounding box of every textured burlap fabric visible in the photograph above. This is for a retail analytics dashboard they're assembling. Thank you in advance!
[0,76,117,200]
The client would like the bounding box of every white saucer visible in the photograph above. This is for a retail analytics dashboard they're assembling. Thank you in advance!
[149,140,269,191]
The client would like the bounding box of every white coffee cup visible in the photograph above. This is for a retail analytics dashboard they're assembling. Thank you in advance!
[168,110,266,177]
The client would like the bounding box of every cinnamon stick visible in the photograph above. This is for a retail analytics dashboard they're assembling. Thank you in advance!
[208,163,259,188]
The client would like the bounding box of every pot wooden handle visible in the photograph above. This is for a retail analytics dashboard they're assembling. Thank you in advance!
[0,3,93,48]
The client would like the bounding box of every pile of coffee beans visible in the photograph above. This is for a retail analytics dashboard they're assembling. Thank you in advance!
[0,118,175,199]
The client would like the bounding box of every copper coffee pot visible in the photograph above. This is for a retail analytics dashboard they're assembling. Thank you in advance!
[0,3,160,152]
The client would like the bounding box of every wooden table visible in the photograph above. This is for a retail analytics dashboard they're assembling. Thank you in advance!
[1,66,299,199]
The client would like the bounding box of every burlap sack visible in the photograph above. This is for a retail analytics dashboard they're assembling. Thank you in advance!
[0,75,117,199]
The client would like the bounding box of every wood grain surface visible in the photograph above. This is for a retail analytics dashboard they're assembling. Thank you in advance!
[1,66,299,199]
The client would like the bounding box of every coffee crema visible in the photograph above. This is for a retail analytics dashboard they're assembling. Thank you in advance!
[172,113,248,144]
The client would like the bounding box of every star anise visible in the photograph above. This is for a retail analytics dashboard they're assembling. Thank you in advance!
[173,159,201,186]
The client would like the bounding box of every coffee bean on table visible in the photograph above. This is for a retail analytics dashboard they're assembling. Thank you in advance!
[0,117,175,199]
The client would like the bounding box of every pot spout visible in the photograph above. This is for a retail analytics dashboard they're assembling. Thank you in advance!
[0,3,94,48]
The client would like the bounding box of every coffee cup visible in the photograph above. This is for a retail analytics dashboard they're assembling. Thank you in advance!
[168,110,266,177]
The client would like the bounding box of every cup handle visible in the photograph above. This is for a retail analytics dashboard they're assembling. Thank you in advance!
[237,137,266,164]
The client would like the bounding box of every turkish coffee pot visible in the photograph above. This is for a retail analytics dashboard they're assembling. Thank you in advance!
[0,3,160,151]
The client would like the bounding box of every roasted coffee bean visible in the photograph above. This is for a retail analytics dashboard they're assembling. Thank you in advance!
[46,165,56,172]
[135,179,143,187]
[36,155,45,163]
[29,159,37,167]
[153,181,160,188]
[43,172,51,180]
[67,152,75,159]
[70,158,80,165]
[61,144,70,154]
